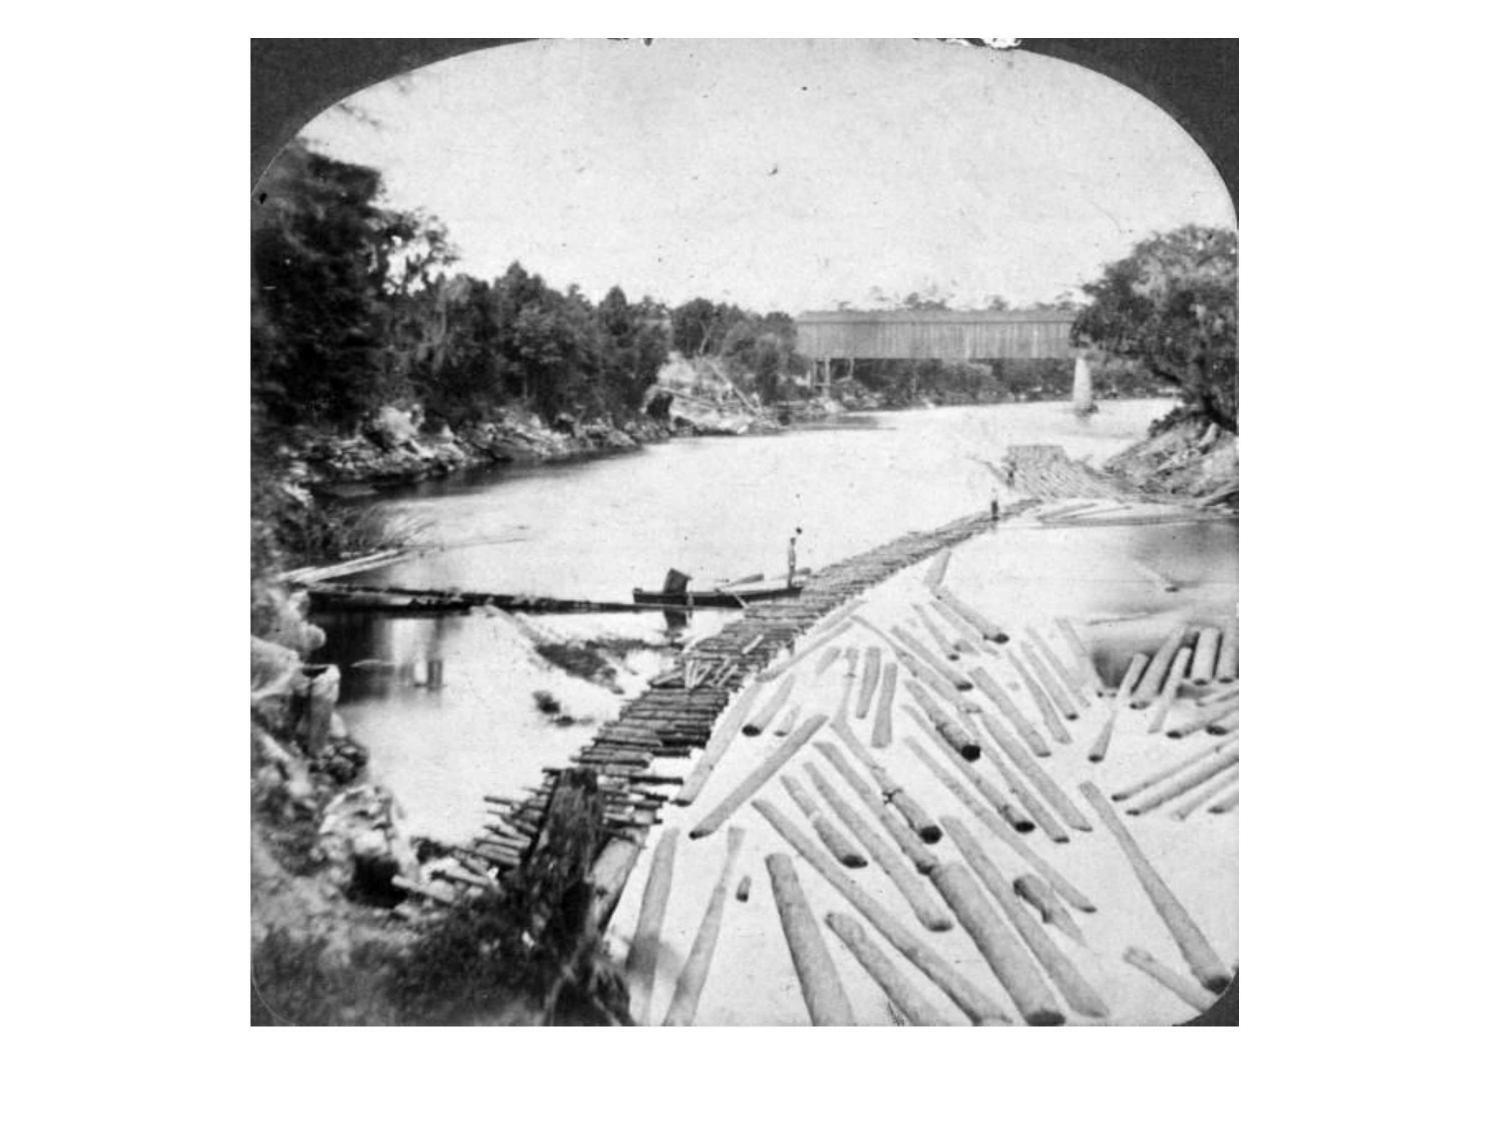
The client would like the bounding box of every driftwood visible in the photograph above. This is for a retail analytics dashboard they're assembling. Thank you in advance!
[674,679,766,806]
[688,713,828,839]
[1013,873,1086,946]
[662,827,747,1025]
[825,912,948,1026]
[752,798,1011,1024]
[765,854,857,1025]
[1123,947,1219,1014]
[780,773,867,868]
[929,863,1063,1025]
[1079,781,1232,992]
[944,817,1109,1019]
[624,827,680,1023]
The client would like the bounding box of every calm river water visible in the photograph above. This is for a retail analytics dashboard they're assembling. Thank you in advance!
[316,399,1236,841]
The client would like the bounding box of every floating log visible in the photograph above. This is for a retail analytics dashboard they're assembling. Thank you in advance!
[1110,738,1238,803]
[673,678,766,807]
[904,707,1034,835]
[855,647,882,718]
[1209,787,1240,814]
[744,675,797,737]
[970,666,1053,758]
[871,663,900,748]
[1145,647,1194,735]
[1129,625,1190,709]
[1167,699,1240,739]
[1188,627,1221,686]
[771,703,803,739]
[892,625,972,691]
[766,854,857,1025]
[781,773,867,868]
[914,603,965,658]
[825,912,947,1026]
[1216,617,1239,683]
[804,760,950,931]
[1170,766,1240,821]
[925,549,952,590]
[624,826,680,1024]
[892,645,977,716]
[1019,641,1080,721]
[662,826,747,1026]
[814,740,940,874]
[756,621,854,683]
[1004,650,1072,744]
[752,798,1010,1024]
[902,734,1095,914]
[688,713,829,839]
[1025,627,1090,709]
[736,875,751,902]
[1013,874,1086,946]
[1129,748,1241,816]
[904,680,981,761]
[975,711,1091,834]
[1122,947,1219,1014]
[934,588,1009,643]
[1209,712,1239,736]
[1079,781,1232,992]
[967,723,1064,842]
[929,863,1063,1025]
[944,818,1109,1019]
[1197,684,1240,709]
[1055,618,1107,697]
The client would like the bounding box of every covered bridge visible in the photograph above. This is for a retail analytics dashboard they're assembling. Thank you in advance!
[795,308,1080,390]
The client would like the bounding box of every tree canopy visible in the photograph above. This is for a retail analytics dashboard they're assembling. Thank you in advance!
[1071,225,1238,430]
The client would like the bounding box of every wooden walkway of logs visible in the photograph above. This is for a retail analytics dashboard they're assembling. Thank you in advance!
[468,503,1038,886]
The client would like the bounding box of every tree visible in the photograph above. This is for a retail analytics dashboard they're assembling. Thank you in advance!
[1072,225,1238,430]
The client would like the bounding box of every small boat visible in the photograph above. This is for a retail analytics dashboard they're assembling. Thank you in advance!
[631,583,802,609]
[631,567,801,608]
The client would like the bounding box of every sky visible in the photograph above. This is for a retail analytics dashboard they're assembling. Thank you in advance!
[299,39,1236,315]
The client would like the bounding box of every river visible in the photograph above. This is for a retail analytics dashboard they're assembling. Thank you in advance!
[315,399,1236,842]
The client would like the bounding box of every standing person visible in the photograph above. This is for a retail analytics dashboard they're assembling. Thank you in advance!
[788,527,802,589]
[990,492,1000,522]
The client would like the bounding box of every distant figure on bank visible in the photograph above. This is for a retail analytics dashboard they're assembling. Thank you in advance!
[788,527,802,588]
